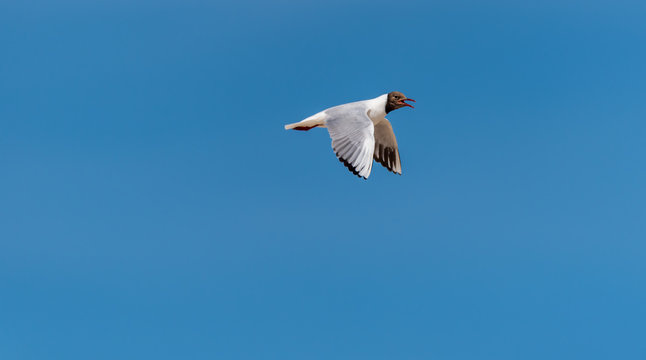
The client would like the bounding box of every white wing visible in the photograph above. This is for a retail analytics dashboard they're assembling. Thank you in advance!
[324,104,375,179]
[373,119,402,174]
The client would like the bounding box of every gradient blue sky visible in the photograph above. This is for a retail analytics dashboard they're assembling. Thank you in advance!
[2,1,646,359]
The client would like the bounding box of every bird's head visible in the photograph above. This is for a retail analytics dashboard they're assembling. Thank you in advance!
[385,91,415,113]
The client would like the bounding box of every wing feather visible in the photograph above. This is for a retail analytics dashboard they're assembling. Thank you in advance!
[325,105,375,179]
[373,119,402,174]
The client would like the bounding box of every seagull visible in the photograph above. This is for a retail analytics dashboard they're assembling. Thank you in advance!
[284,91,415,179]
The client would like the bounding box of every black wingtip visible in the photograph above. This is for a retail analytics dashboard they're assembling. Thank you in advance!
[335,152,366,179]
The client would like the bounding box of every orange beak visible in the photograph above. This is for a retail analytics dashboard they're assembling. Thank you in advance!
[401,98,416,108]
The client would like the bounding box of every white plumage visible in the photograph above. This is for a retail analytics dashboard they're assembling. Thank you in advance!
[285,93,412,179]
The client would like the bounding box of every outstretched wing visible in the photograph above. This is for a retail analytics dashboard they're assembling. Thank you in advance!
[373,119,401,174]
[324,105,375,179]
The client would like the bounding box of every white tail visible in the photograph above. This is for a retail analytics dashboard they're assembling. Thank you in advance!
[284,112,327,131]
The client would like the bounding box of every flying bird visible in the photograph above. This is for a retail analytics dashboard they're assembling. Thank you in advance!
[284,91,415,179]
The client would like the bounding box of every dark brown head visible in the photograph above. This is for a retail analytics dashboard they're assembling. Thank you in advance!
[385,91,415,113]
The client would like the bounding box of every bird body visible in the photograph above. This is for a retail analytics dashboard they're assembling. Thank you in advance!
[285,94,388,130]
[285,92,414,179]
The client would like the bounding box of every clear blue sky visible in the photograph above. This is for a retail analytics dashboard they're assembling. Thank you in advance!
[2,0,646,359]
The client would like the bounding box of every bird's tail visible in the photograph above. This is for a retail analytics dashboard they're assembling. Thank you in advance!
[284,113,326,131]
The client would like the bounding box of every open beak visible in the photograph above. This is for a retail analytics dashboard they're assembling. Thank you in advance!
[401,98,416,109]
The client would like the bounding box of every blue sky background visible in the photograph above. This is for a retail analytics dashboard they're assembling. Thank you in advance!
[2,0,646,359]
